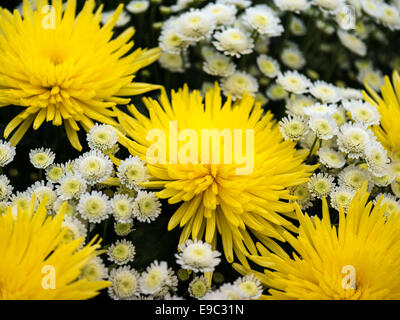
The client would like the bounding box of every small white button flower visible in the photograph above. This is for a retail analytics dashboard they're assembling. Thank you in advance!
[139,260,178,297]
[108,240,136,265]
[338,165,373,191]
[274,0,311,12]
[290,16,307,36]
[361,0,383,18]
[308,173,336,199]
[133,191,162,223]
[337,122,375,159]
[257,55,280,78]
[343,100,380,126]
[126,0,150,14]
[77,191,110,223]
[276,71,311,94]
[280,46,306,69]
[176,239,221,273]
[61,216,87,246]
[357,68,384,91]
[365,142,390,177]
[29,148,55,169]
[330,186,356,212]
[221,71,258,100]
[0,175,13,201]
[27,180,57,210]
[337,30,367,56]
[0,140,16,167]
[304,103,338,117]
[176,9,216,42]
[317,147,346,169]
[242,5,284,36]
[159,26,190,54]
[234,275,263,299]
[314,0,345,11]
[309,115,339,140]
[266,84,289,100]
[379,4,400,30]
[159,52,187,73]
[74,150,114,185]
[289,184,315,210]
[101,10,131,27]
[81,257,108,282]
[374,193,400,218]
[112,193,134,223]
[203,53,236,77]
[204,2,237,26]
[189,276,211,299]
[87,124,118,152]
[279,115,309,141]
[108,266,140,300]
[309,81,341,103]
[213,27,254,58]
[56,173,87,200]
[118,156,149,190]
[45,164,65,184]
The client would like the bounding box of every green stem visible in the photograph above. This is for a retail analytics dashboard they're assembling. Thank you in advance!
[307,136,319,161]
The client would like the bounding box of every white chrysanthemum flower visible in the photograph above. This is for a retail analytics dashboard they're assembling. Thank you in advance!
[108,240,136,266]
[374,193,400,218]
[217,0,251,9]
[286,95,315,116]
[335,3,356,30]
[330,186,356,211]
[159,52,187,73]
[118,156,149,190]
[57,173,87,200]
[274,0,311,12]
[101,10,131,27]
[337,122,374,159]
[276,71,311,94]
[357,68,384,91]
[176,239,221,273]
[189,276,211,299]
[203,53,236,77]
[61,215,87,246]
[242,5,284,36]
[332,107,347,127]
[0,140,16,167]
[112,194,134,223]
[126,0,150,14]
[379,4,400,30]
[159,27,190,54]
[133,191,162,223]
[289,184,314,209]
[27,181,57,209]
[29,148,55,169]
[343,100,380,126]
[372,170,396,187]
[256,55,280,78]
[53,198,77,217]
[77,191,110,224]
[87,124,118,152]
[338,165,373,191]
[81,257,108,282]
[140,260,178,297]
[10,191,30,211]
[0,175,13,201]
[213,27,254,58]
[202,289,231,300]
[45,164,65,184]
[234,275,263,299]
[205,3,237,26]
[280,46,306,69]
[221,72,258,100]
[266,84,289,100]
[337,31,367,56]
[360,0,383,18]
[309,115,339,140]
[219,283,248,300]
[279,115,308,141]
[176,9,216,41]
[309,81,341,103]
[108,266,140,300]
[290,16,307,36]
[0,201,9,216]
[304,103,338,117]
[340,88,363,100]
[318,147,346,169]
[74,150,113,186]
[308,173,335,199]
[365,142,390,177]
[314,0,345,11]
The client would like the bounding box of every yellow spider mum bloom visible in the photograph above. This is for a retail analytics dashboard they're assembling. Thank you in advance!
[0,0,161,150]
[363,70,400,161]
[0,196,110,299]
[115,84,315,266]
[234,183,400,299]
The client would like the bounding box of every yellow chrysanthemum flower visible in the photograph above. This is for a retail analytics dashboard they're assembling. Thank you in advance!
[0,196,110,299]
[363,70,400,161]
[115,84,315,266]
[234,183,400,299]
[0,0,161,150]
